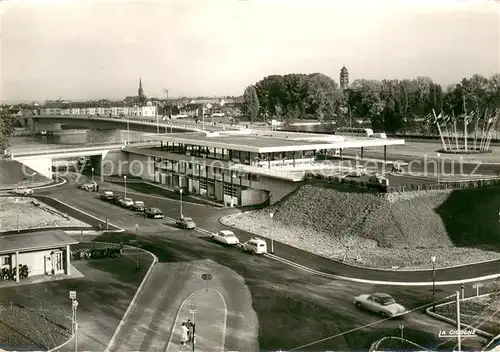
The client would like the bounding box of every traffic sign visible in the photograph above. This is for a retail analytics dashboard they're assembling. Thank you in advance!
[189,305,196,314]
[69,291,76,300]
[472,283,484,289]
[202,273,213,280]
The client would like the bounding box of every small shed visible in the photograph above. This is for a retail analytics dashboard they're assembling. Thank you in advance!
[0,230,79,282]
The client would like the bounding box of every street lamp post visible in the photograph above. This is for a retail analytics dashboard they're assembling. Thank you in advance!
[127,116,130,145]
[179,189,183,219]
[156,102,159,135]
[124,175,127,198]
[135,224,139,270]
[16,198,20,232]
[91,168,94,183]
[431,255,437,312]
[269,213,275,253]
[436,153,441,184]
[189,305,196,351]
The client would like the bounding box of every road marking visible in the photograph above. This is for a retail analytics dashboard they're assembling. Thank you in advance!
[165,288,227,352]
[40,196,125,233]
[104,249,159,352]
[265,253,500,286]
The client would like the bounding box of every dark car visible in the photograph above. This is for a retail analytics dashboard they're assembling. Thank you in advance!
[145,207,164,219]
[112,195,124,205]
[130,201,145,211]
[100,191,115,201]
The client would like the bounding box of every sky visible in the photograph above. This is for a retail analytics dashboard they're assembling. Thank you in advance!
[1,0,499,102]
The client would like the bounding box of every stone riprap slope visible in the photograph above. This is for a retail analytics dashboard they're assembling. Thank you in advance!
[220,185,500,269]
[0,197,89,232]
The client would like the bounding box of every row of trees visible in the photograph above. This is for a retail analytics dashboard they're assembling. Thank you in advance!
[243,73,500,133]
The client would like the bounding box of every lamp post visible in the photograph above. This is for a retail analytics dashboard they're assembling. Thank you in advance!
[436,153,440,184]
[269,213,275,253]
[127,116,130,145]
[179,189,183,219]
[156,101,159,134]
[91,168,94,183]
[16,198,20,232]
[431,255,437,312]
[135,224,139,270]
[124,175,127,198]
[189,305,196,351]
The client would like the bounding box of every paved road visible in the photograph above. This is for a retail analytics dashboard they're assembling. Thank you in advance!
[40,174,500,284]
[37,176,491,350]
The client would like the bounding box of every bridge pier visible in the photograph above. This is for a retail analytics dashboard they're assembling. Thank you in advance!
[87,129,123,145]
[31,121,62,133]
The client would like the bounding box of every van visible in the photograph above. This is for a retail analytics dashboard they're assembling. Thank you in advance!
[241,238,267,255]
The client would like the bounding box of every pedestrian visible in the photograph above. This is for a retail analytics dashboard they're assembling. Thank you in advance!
[180,322,189,345]
[186,319,193,342]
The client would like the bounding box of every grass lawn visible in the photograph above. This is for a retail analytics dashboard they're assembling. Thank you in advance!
[0,248,153,351]
[106,180,218,207]
[94,231,456,351]
[436,186,500,249]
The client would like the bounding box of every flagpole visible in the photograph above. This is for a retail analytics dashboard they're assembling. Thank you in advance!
[452,112,459,151]
[433,109,447,151]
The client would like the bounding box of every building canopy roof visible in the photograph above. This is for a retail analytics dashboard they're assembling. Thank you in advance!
[0,230,79,255]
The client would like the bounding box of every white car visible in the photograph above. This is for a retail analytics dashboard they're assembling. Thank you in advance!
[212,230,240,245]
[119,197,134,208]
[353,293,406,318]
[240,238,267,254]
[12,186,34,195]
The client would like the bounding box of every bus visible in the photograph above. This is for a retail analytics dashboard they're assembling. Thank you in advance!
[335,127,374,137]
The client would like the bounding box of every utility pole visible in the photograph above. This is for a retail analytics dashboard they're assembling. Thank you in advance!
[456,291,461,352]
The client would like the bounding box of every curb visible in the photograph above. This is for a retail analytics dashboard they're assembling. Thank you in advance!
[36,196,125,233]
[425,294,495,339]
[104,244,159,352]
[217,216,500,273]
[164,288,227,352]
[47,331,75,352]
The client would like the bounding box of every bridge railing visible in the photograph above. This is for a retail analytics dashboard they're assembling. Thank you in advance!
[35,115,205,132]
[8,140,162,157]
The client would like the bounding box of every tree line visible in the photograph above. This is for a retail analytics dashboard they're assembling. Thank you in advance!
[243,73,500,133]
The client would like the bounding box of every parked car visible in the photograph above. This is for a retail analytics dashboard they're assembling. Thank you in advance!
[79,181,97,191]
[12,186,34,196]
[100,191,114,201]
[240,238,267,254]
[212,230,240,245]
[130,200,145,211]
[145,207,164,219]
[175,217,196,229]
[119,197,134,208]
[353,293,406,318]
[112,195,124,205]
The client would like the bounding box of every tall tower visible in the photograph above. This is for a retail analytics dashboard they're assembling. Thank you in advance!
[138,77,145,103]
[340,66,349,90]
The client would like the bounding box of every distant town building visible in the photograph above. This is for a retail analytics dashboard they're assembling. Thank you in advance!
[340,66,349,90]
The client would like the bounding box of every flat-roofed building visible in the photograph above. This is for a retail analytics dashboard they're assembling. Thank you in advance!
[0,230,78,283]
[122,129,404,207]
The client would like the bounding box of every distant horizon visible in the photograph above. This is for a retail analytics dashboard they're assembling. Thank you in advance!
[3,0,499,102]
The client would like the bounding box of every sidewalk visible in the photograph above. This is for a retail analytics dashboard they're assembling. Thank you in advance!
[166,289,226,352]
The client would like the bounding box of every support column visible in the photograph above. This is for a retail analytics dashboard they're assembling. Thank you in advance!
[360,147,364,159]
[384,145,387,162]
[15,251,19,282]
[66,245,71,275]
[293,151,296,167]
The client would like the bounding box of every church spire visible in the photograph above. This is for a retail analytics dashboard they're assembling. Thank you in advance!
[138,77,144,98]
